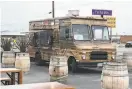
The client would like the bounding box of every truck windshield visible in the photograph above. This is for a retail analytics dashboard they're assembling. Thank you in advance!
[92,25,109,40]
[72,24,91,40]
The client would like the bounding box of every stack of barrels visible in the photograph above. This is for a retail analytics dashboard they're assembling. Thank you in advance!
[101,62,129,89]
[1,51,30,73]
[49,56,68,83]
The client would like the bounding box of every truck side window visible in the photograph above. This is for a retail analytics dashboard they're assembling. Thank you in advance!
[60,26,66,40]
[60,26,71,40]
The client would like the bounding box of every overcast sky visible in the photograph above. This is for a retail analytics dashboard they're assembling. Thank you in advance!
[0,1,132,35]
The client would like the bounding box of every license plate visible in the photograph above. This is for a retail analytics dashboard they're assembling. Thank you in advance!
[97,63,103,67]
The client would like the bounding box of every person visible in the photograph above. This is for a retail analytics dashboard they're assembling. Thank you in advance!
[13,39,16,43]
[11,38,20,52]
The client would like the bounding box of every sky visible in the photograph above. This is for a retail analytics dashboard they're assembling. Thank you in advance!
[0,0,132,35]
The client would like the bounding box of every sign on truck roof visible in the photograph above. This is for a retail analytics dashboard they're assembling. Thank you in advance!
[105,17,116,28]
[92,9,112,16]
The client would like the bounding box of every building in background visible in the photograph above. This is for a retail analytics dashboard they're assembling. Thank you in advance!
[120,35,132,43]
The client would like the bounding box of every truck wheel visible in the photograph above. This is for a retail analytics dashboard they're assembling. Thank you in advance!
[35,53,44,66]
[30,57,35,62]
[68,57,77,73]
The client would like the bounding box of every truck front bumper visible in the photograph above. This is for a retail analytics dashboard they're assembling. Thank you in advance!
[76,61,104,68]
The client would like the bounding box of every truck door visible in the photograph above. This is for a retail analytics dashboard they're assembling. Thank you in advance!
[38,30,53,49]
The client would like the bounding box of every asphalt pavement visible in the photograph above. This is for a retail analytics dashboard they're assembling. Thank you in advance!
[22,46,132,89]
[1,45,132,89]
[23,62,132,89]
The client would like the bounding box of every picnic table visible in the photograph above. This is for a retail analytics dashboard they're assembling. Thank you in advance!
[0,68,23,85]
[0,82,75,89]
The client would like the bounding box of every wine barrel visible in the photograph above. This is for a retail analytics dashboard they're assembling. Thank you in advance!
[123,52,132,70]
[15,53,30,72]
[101,62,129,89]
[2,51,15,67]
[49,56,68,83]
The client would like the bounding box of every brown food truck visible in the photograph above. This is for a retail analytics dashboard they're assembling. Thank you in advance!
[27,16,116,73]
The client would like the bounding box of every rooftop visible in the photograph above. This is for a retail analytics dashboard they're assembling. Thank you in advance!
[1,31,26,36]
[29,16,107,22]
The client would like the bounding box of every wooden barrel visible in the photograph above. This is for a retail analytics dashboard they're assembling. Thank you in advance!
[2,51,15,67]
[123,52,132,70]
[49,56,68,83]
[101,62,129,89]
[15,53,30,72]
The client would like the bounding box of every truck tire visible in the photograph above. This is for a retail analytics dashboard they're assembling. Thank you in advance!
[68,57,77,73]
[30,57,35,62]
[35,53,44,66]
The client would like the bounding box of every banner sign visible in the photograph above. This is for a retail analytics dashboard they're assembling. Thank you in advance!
[105,17,116,28]
[92,9,112,16]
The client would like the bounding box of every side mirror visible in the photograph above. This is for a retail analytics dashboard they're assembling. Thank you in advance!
[34,33,38,39]
[65,28,69,39]
[65,34,69,39]
[48,36,53,45]
[109,37,112,41]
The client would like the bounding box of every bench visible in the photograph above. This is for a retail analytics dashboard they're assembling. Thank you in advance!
[0,78,11,85]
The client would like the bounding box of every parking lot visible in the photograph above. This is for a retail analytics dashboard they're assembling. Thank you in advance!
[23,63,132,89]
[1,46,132,89]
[21,46,132,89]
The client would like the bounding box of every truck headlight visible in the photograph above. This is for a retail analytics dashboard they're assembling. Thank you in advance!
[112,54,116,60]
[82,51,86,54]
[82,51,86,60]
[82,55,86,60]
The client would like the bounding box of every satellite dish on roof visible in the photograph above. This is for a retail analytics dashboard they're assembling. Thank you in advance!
[68,10,79,17]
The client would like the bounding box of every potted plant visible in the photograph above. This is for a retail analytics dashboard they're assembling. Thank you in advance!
[2,38,11,51]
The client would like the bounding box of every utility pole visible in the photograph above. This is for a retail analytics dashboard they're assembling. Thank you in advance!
[52,1,55,19]
[50,1,55,49]
[52,1,55,26]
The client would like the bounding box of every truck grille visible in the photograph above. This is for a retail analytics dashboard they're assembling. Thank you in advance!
[90,51,108,60]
